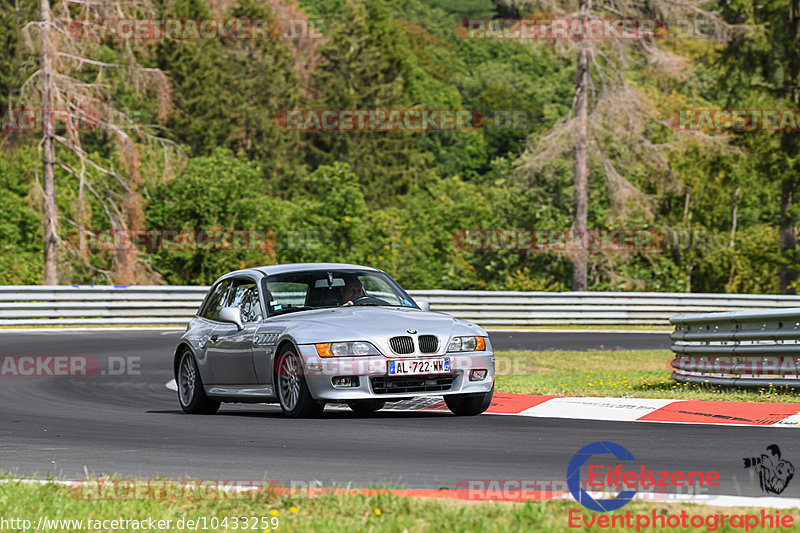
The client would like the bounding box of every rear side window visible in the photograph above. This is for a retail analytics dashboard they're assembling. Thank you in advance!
[200,280,231,321]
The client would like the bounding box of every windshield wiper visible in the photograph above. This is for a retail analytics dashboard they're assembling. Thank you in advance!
[270,306,315,316]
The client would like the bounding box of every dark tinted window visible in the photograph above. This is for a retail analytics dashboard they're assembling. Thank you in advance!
[200,280,231,321]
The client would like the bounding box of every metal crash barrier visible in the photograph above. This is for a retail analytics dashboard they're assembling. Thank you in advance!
[4,285,800,328]
[670,308,800,387]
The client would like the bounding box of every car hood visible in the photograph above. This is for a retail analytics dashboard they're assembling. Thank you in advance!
[271,306,486,355]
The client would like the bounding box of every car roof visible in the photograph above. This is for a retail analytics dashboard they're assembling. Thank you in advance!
[224,263,382,279]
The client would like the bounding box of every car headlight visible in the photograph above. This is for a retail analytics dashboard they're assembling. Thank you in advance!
[315,341,381,357]
[447,336,486,352]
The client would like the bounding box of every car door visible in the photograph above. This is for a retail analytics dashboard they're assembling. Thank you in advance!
[251,279,309,386]
[194,279,233,383]
[205,278,261,385]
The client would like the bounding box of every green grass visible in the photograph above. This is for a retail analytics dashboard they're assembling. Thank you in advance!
[494,350,800,402]
[0,479,797,532]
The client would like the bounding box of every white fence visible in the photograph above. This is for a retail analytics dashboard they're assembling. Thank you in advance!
[4,286,800,326]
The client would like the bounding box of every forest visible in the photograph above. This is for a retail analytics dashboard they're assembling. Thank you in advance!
[0,0,798,293]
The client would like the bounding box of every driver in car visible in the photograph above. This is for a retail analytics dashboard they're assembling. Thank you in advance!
[341,278,366,306]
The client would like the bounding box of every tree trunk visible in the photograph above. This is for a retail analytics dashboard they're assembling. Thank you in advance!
[780,0,799,294]
[492,0,520,18]
[40,0,58,285]
[726,187,741,290]
[780,177,797,294]
[571,0,591,291]
[729,187,740,248]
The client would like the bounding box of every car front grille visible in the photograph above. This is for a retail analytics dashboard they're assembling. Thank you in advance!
[371,376,454,394]
[418,335,438,353]
[389,336,414,354]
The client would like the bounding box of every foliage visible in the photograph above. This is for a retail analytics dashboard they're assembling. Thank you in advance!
[0,147,42,284]
[1,0,799,292]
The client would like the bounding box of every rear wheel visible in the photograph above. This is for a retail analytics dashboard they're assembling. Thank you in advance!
[276,348,324,418]
[178,350,220,414]
[444,386,493,416]
[347,400,386,416]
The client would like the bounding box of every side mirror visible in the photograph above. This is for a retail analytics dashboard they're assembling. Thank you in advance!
[219,306,244,330]
[417,300,431,312]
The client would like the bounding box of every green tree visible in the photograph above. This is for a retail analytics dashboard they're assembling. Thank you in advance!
[145,148,277,284]
[156,0,303,187]
[719,0,800,292]
[305,1,434,204]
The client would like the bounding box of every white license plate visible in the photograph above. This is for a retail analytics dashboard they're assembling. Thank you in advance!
[387,357,450,376]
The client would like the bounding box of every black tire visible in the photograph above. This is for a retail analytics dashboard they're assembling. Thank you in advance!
[177,349,221,414]
[444,386,493,416]
[275,347,324,418]
[347,400,386,416]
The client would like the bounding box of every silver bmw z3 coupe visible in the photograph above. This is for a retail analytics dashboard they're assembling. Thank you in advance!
[173,263,495,417]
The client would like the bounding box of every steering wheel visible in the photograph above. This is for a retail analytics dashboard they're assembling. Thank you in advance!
[352,296,389,306]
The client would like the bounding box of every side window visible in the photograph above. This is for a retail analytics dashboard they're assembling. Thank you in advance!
[229,280,262,323]
[360,275,403,305]
[200,280,231,321]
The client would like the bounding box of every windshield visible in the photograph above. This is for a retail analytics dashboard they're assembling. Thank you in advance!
[262,269,418,316]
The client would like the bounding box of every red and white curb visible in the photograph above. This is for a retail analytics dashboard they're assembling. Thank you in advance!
[424,393,800,427]
[476,394,800,427]
[164,380,800,427]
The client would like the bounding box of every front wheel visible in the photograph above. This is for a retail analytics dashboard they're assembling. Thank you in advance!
[444,386,493,416]
[178,350,220,414]
[276,348,324,418]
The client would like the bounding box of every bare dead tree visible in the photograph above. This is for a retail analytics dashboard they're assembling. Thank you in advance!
[572,0,590,290]
[511,0,739,290]
[39,0,58,284]
[24,0,180,284]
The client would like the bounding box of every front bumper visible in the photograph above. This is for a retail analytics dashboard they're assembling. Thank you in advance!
[297,345,495,401]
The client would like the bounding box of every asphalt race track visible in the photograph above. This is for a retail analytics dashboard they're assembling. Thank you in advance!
[1,329,797,499]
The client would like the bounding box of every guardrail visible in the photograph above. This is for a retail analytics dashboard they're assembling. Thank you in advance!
[412,291,800,326]
[670,309,800,387]
[5,286,800,327]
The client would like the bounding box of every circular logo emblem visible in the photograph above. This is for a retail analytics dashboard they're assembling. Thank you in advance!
[567,441,637,512]
[407,329,417,334]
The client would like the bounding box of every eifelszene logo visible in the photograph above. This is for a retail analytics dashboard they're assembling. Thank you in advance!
[743,444,795,495]
[568,441,637,512]
[567,441,721,512]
